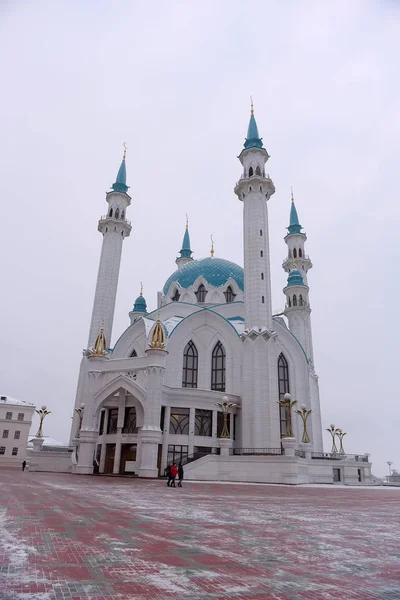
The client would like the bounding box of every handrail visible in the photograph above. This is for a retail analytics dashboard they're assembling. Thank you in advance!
[311,452,369,462]
[230,448,282,456]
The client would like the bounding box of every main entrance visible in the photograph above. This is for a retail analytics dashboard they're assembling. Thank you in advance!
[104,444,115,474]
[120,444,137,475]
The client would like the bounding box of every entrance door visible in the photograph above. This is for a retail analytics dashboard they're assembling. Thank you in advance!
[120,444,137,474]
[105,444,116,474]
[333,468,341,483]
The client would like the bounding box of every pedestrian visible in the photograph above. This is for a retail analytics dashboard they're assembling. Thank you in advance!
[170,463,178,487]
[166,464,172,486]
[177,463,184,487]
[22,461,26,472]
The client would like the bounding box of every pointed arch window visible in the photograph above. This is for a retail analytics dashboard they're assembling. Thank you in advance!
[293,248,297,258]
[249,166,254,177]
[299,295,303,306]
[293,294,297,306]
[278,354,290,437]
[299,248,302,257]
[121,210,125,220]
[109,208,113,217]
[182,341,198,388]
[115,208,120,219]
[195,284,207,303]
[288,296,291,307]
[255,165,261,176]
[172,289,180,302]
[130,348,137,358]
[211,341,226,391]
[224,286,236,303]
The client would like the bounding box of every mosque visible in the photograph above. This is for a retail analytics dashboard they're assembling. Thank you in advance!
[70,106,372,485]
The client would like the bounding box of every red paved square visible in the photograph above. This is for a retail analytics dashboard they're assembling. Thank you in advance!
[0,471,399,599]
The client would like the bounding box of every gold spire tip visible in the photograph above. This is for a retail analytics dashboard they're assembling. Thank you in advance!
[185,214,188,230]
[123,142,127,161]
[250,95,254,116]
[291,186,294,204]
[210,234,215,258]
[140,282,143,296]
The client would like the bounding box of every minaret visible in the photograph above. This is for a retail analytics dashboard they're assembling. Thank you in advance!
[129,284,148,324]
[87,147,132,349]
[282,196,315,365]
[234,100,275,330]
[282,191,313,285]
[175,216,193,269]
[234,103,279,449]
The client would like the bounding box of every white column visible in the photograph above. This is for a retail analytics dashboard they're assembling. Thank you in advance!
[113,390,126,474]
[161,406,171,472]
[99,443,106,473]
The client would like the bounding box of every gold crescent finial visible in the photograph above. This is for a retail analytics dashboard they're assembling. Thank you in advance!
[291,186,294,204]
[140,282,143,296]
[123,142,127,161]
[185,214,188,230]
[250,96,254,116]
[101,317,105,331]
[210,234,215,258]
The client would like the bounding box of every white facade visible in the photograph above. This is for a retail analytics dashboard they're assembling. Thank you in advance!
[0,395,35,469]
[69,114,372,485]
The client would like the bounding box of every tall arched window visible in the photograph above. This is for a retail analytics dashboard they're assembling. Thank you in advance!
[299,248,302,257]
[195,284,207,303]
[288,296,291,307]
[109,208,113,217]
[255,165,261,176]
[293,294,297,306]
[278,354,290,437]
[299,295,303,306]
[224,286,236,303]
[182,341,198,388]
[293,248,297,258]
[121,210,125,220]
[115,208,120,219]
[211,341,226,391]
[249,166,254,177]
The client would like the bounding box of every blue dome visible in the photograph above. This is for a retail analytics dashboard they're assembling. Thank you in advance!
[287,268,304,287]
[133,295,147,312]
[163,257,244,295]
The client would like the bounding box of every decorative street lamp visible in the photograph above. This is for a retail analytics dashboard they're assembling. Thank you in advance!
[387,461,393,477]
[74,403,85,438]
[278,393,297,438]
[326,424,338,453]
[294,404,312,443]
[35,405,51,438]
[336,428,347,455]
[216,396,237,438]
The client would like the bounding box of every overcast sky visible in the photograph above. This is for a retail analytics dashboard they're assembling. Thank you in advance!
[0,1,398,477]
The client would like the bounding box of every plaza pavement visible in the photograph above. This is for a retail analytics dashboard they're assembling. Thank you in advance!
[0,471,399,600]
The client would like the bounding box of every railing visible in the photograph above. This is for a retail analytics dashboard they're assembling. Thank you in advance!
[282,255,310,263]
[311,452,369,462]
[99,215,132,227]
[234,173,271,187]
[230,448,282,456]
[295,449,306,458]
[41,446,73,453]
[386,475,400,484]
[165,448,220,473]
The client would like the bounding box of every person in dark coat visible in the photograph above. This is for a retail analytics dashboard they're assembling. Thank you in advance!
[22,461,27,472]
[170,463,178,487]
[166,464,172,486]
[177,463,184,487]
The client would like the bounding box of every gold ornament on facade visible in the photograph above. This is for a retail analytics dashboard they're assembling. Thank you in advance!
[278,393,297,438]
[35,405,51,438]
[216,396,237,439]
[91,320,107,357]
[294,403,312,443]
[149,316,166,350]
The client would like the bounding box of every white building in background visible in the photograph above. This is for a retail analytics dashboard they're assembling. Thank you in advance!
[0,395,35,468]
[69,107,372,485]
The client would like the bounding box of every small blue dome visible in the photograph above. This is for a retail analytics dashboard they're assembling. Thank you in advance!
[133,295,147,312]
[287,268,304,287]
[163,257,244,295]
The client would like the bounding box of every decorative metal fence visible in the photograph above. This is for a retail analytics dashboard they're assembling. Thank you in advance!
[230,448,282,456]
[295,449,306,458]
[311,452,368,462]
[41,446,73,453]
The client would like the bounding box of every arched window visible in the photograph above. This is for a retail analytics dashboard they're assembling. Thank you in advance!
[182,341,198,388]
[293,248,297,258]
[260,250,263,257]
[293,295,297,306]
[224,286,236,303]
[249,166,254,177]
[299,248,302,257]
[115,208,120,219]
[288,296,291,307]
[195,284,207,303]
[260,229,263,236]
[255,165,261,176]
[172,289,180,302]
[130,348,137,358]
[109,208,113,217]
[262,296,265,303]
[261,273,264,280]
[211,342,225,391]
[299,295,303,306]
[278,354,290,437]
[121,210,125,220]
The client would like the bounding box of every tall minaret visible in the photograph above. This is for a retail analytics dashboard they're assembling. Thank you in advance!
[87,147,132,349]
[175,216,193,269]
[234,100,275,330]
[282,194,315,365]
[234,104,278,449]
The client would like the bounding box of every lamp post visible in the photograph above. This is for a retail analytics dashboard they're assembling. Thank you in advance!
[336,429,347,455]
[278,393,297,438]
[35,405,51,438]
[387,461,393,477]
[74,403,85,438]
[216,396,237,438]
[326,424,338,453]
[294,404,312,443]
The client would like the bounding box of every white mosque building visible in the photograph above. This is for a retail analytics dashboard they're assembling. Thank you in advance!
[70,107,372,485]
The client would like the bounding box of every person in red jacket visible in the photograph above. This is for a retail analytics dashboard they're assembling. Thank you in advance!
[169,463,178,487]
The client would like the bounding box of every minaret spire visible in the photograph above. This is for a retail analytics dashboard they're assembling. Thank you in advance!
[87,148,132,348]
[175,215,193,269]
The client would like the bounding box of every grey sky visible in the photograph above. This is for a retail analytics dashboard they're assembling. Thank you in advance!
[0,1,398,477]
